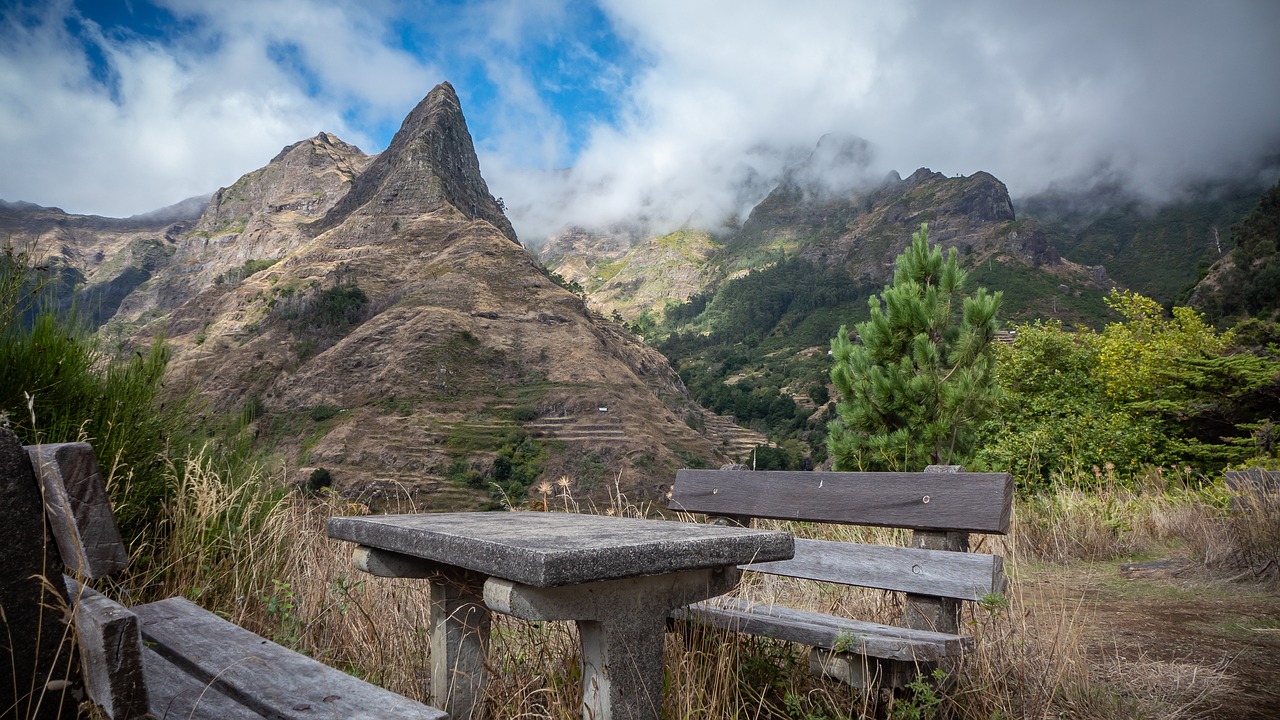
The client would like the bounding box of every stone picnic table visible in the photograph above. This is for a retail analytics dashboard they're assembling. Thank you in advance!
[327,511,794,720]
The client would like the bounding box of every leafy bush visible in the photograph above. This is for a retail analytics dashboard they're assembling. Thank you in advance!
[975,291,1280,488]
[491,432,546,499]
[309,404,340,422]
[305,467,333,495]
[215,257,280,287]
[1,243,188,541]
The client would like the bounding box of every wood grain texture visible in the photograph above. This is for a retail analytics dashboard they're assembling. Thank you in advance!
[670,469,1014,534]
[1225,469,1280,495]
[744,538,1004,601]
[26,442,128,579]
[64,578,149,720]
[134,596,446,720]
[672,598,972,662]
[142,648,262,720]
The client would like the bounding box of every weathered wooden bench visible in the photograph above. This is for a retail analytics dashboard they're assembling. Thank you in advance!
[1225,468,1280,510]
[667,466,1013,689]
[8,434,447,719]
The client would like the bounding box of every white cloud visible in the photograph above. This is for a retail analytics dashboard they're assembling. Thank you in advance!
[3,0,1277,238]
[0,0,438,217]
[485,0,1280,243]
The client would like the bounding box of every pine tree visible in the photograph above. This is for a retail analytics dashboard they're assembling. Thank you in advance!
[828,223,1002,471]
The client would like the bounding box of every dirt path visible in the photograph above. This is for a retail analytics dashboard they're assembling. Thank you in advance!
[1020,559,1280,719]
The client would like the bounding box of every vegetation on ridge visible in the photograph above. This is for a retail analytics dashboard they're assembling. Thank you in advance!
[1,241,190,541]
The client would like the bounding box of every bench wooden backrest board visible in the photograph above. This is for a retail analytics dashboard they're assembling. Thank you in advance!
[670,469,1014,534]
[1225,469,1280,495]
[748,538,1004,601]
[26,442,129,579]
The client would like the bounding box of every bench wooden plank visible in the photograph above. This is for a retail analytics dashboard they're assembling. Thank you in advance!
[671,469,1014,534]
[26,442,128,579]
[744,538,1004,601]
[134,596,446,720]
[142,648,263,720]
[1225,469,1280,494]
[673,597,972,662]
[64,578,149,720]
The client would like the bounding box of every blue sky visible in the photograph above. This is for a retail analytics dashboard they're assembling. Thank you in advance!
[3,1,1279,241]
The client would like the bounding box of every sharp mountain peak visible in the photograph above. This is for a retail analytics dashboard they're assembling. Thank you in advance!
[308,82,518,244]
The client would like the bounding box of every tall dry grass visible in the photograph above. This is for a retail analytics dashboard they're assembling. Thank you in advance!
[100,454,1276,719]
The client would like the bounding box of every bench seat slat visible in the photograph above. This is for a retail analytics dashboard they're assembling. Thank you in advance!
[134,597,446,720]
[142,648,263,719]
[671,469,1013,534]
[745,538,1004,601]
[673,597,972,662]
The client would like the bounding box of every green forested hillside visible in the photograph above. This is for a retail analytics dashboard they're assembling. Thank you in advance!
[1021,180,1264,305]
[1194,181,1280,324]
[654,258,876,466]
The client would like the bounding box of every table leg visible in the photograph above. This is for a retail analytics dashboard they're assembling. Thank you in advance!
[429,577,490,719]
[578,614,668,720]
[484,566,739,720]
[352,545,491,719]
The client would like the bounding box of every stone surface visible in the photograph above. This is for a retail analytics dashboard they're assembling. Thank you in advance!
[0,428,80,719]
[328,511,794,587]
[63,578,149,719]
[486,567,740,720]
[26,443,128,579]
[351,546,491,718]
[428,572,489,720]
[335,511,789,720]
[309,81,517,244]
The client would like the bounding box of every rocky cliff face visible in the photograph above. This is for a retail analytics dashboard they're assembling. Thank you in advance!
[543,228,722,321]
[309,83,517,244]
[547,151,1113,326]
[7,82,727,507]
[116,132,375,321]
[0,200,198,326]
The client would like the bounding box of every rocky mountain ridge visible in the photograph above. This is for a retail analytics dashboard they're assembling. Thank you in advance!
[3,82,732,507]
[544,158,1118,328]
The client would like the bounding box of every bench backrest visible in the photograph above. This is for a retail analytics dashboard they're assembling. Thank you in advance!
[670,469,1014,534]
[1225,469,1280,495]
[669,468,1012,602]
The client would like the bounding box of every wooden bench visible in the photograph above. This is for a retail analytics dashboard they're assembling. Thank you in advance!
[12,437,447,719]
[1225,468,1280,510]
[667,466,1013,689]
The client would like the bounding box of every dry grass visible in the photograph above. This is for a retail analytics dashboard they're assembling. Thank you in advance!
[94,453,1279,719]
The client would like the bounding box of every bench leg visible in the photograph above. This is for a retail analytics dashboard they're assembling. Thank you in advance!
[429,578,490,720]
[808,649,923,689]
[352,545,492,719]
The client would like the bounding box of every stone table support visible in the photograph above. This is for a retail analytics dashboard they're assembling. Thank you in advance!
[484,567,740,720]
[354,546,489,719]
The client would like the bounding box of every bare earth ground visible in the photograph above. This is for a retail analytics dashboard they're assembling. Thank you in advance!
[1020,559,1280,719]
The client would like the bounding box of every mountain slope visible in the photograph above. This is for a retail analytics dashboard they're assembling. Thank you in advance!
[149,83,720,506]
[1019,179,1266,305]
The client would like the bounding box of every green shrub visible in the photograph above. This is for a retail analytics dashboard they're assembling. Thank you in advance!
[510,405,538,422]
[1,243,189,542]
[305,467,333,495]
[309,405,340,422]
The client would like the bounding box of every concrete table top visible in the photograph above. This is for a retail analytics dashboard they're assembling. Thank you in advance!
[327,511,794,587]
